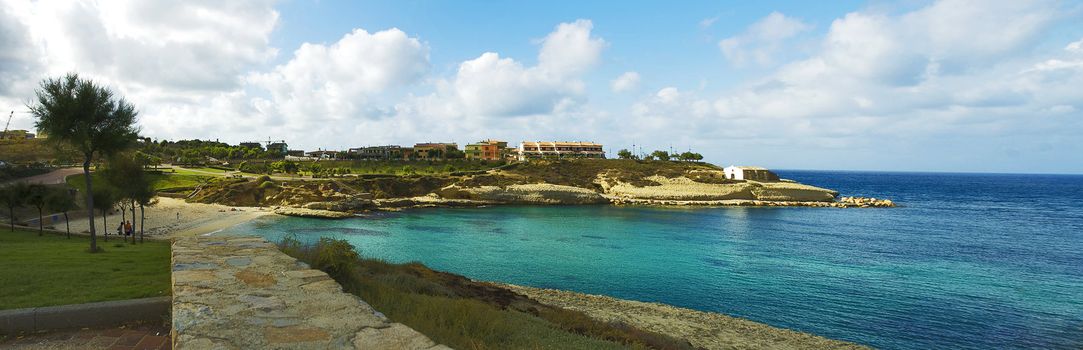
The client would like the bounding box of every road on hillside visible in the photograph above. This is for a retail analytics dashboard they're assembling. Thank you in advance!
[4,167,83,185]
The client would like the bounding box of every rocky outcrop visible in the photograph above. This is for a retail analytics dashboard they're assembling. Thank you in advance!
[372,194,494,209]
[503,284,869,350]
[191,161,890,213]
[273,207,354,219]
[750,182,838,202]
[838,196,895,207]
[598,174,838,203]
[302,195,374,212]
[599,175,755,201]
[437,184,609,205]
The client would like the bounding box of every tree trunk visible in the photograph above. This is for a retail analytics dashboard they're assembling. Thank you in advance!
[139,204,145,244]
[37,207,43,236]
[7,207,13,232]
[120,202,126,243]
[64,212,70,239]
[131,199,137,244]
[83,159,97,252]
[101,208,108,242]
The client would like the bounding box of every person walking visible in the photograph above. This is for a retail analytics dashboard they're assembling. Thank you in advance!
[124,221,133,237]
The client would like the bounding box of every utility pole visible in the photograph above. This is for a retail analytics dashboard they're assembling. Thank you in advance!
[3,111,12,138]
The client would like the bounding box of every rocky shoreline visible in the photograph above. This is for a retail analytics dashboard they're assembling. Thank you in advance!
[501,284,869,350]
[189,161,896,218]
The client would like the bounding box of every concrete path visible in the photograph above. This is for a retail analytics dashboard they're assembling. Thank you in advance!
[0,322,170,350]
[4,167,82,185]
[171,236,448,349]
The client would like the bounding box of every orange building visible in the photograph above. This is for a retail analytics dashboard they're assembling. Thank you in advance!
[465,140,508,160]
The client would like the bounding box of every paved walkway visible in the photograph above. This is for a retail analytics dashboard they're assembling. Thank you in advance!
[171,236,447,349]
[3,167,82,185]
[0,322,170,350]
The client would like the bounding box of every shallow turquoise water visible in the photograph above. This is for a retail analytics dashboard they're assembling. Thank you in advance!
[221,171,1083,349]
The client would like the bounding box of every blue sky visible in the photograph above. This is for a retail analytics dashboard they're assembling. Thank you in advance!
[2,0,1082,173]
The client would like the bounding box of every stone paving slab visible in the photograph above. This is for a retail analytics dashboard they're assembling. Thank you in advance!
[0,322,171,350]
[171,236,446,349]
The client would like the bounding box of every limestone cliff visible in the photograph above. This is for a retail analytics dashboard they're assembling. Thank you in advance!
[189,160,852,211]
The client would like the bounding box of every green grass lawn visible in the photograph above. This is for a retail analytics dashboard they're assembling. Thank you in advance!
[65,171,209,192]
[145,173,208,192]
[170,167,229,176]
[0,229,171,310]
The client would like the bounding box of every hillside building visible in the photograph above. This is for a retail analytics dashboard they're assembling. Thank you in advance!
[413,143,458,160]
[465,140,509,161]
[349,145,404,160]
[1,130,35,140]
[305,150,338,160]
[723,166,780,181]
[268,142,289,154]
[517,141,604,161]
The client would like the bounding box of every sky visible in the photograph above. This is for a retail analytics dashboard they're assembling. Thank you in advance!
[1,0,1082,173]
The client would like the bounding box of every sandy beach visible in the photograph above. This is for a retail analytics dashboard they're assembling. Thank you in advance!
[61,197,273,239]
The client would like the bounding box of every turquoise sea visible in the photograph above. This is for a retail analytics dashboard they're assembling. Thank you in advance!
[220,171,1083,349]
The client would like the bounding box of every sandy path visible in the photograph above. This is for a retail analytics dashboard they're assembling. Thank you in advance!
[63,197,273,239]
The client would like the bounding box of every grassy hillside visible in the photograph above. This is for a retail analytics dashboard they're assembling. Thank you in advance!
[65,171,210,193]
[464,159,722,189]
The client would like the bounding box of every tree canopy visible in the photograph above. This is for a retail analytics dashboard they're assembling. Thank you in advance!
[30,73,140,252]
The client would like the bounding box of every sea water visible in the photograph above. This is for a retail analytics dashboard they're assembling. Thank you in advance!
[221,171,1083,349]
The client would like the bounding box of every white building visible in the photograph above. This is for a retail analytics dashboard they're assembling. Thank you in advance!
[517,141,604,161]
[724,166,780,181]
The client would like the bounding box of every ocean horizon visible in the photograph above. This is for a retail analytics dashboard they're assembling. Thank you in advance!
[221,170,1083,349]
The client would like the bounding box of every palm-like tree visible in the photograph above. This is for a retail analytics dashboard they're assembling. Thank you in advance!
[92,185,118,242]
[46,188,77,238]
[25,184,48,236]
[0,183,28,232]
[30,74,139,252]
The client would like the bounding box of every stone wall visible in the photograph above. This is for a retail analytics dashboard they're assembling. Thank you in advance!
[171,236,449,349]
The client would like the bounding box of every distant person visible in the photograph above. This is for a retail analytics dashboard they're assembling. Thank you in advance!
[124,221,133,236]
[115,222,123,237]
[177,212,180,221]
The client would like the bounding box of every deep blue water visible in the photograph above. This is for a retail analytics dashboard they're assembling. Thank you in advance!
[221,171,1083,349]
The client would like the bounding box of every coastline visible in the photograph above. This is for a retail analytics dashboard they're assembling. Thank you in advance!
[61,197,273,239]
[501,284,869,350]
[124,197,869,347]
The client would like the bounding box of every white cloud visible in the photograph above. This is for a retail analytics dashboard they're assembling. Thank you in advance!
[0,0,281,139]
[27,1,278,91]
[699,16,719,30]
[656,87,680,104]
[246,28,430,123]
[1067,38,1083,53]
[450,52,580,116]
[719,12,810,66]
[416,19,605,119]
[633,0,1081,170]
[538,19,606,76]
[610,72,640,93]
